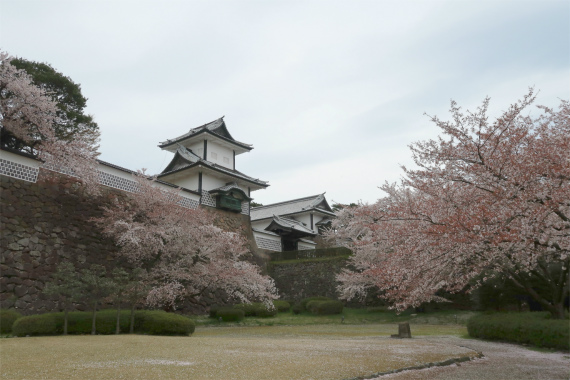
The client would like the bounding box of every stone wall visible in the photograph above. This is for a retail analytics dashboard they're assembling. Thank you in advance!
[0,171,269,315]
[1,170,345,315]
[268,257,348,301]
[1,172,124,315]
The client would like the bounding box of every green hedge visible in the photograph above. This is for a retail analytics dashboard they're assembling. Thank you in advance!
[216,308,245,322]
[306,300,344,315]
[254,305,277,318]
[136,311,195,336]
[273,300,291,312]
[0,309,22,334]
[12,310,194,337]
[233,302,277,318]
[300,296,331,311]
[233,303,261,317]
[292,303,303,315]
[467,312,569,350]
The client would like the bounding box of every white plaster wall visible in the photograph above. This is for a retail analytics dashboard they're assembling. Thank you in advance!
[201,173,226,191]
[208,142,233,169]
[294,213,315,233]
[0,150,41,168]
[162,172,199,192]
[251,219,271,231]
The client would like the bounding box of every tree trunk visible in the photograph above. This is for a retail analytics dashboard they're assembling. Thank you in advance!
[129,304,135,334]
[115,304,121,335]
[63,307,68,335]
[91,303,97,335]
[509,271,568,319]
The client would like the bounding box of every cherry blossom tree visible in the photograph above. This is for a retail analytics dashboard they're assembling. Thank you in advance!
[331,89,569,318]
[93,173,278,311]
[0,51,100,193]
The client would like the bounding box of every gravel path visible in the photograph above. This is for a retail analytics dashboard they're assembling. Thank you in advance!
[374,337,570,380]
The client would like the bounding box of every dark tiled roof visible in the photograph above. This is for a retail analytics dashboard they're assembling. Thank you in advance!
[159,117,253,150]
[157,152,269,188]
[209,182,252,200]
[250,193,335,220]
[265,215,317,236]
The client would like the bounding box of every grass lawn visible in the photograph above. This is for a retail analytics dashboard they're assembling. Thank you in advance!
[1,324,475,380]
[194,307,479,328]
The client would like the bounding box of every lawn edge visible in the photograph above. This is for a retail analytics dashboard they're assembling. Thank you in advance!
[343,351,484,380]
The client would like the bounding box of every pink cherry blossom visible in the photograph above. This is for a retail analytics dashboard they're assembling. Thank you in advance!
[93,173,278,310]
[329,89,569,318]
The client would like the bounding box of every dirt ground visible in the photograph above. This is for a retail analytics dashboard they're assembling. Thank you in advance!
[376,336,570,380]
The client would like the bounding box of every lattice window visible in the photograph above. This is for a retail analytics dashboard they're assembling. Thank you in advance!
[0,159,39,183]
[43,163,76,177]
[255,236,282,252]
[201,190,217,207]
[98,171,140,193]
[178,196,199,209]
[241,200,250,215]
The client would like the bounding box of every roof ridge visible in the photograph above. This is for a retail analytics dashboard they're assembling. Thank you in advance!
[251,194,324,209]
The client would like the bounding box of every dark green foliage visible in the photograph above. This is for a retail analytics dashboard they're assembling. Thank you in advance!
[11,310,194,336]
[216,308,245,322]
[135,311,195,336]
[43,261,82,335]
[300,296,331,311]
[9,58,99,142]
[292,303,303,315]
[273,300,291,312]
[306,300,344,315]
[233,303,277,318]
[233,303,260,317]
[467,312,569,350]
[254,305,277,318]
[0,309,22,334]
[12,313,59,337]
[209,305,224,318]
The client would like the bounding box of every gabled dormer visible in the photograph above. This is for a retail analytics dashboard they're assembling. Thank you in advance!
[157,117,268,215]
[159,117,252,171]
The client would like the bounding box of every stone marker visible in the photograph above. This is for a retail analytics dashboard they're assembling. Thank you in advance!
[391,322,412,338]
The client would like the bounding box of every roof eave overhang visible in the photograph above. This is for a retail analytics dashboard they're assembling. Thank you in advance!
[159,130,253,154]
[157,162,269,190]
[209,187,253,201]
[250,208,336,222]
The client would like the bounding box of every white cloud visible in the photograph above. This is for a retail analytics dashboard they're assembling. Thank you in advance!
[1,0,568,204]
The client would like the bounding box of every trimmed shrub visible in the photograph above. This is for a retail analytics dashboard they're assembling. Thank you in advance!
[209,305,224,318]
[66,310,132,335]
[306,300,344,315]
[216,308,245,322]
[292,303,303,315]
[233,303,260,317]
[300,296,331,311]
[12,310,194,336]
[255,305,277,318]
[0,309,22,334]
[135,310,195,336]
[273,300,291,313]
[467,312,569,350]
[12,313,59,337]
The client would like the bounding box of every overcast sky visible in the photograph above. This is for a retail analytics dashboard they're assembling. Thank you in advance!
[1,0,568,205]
